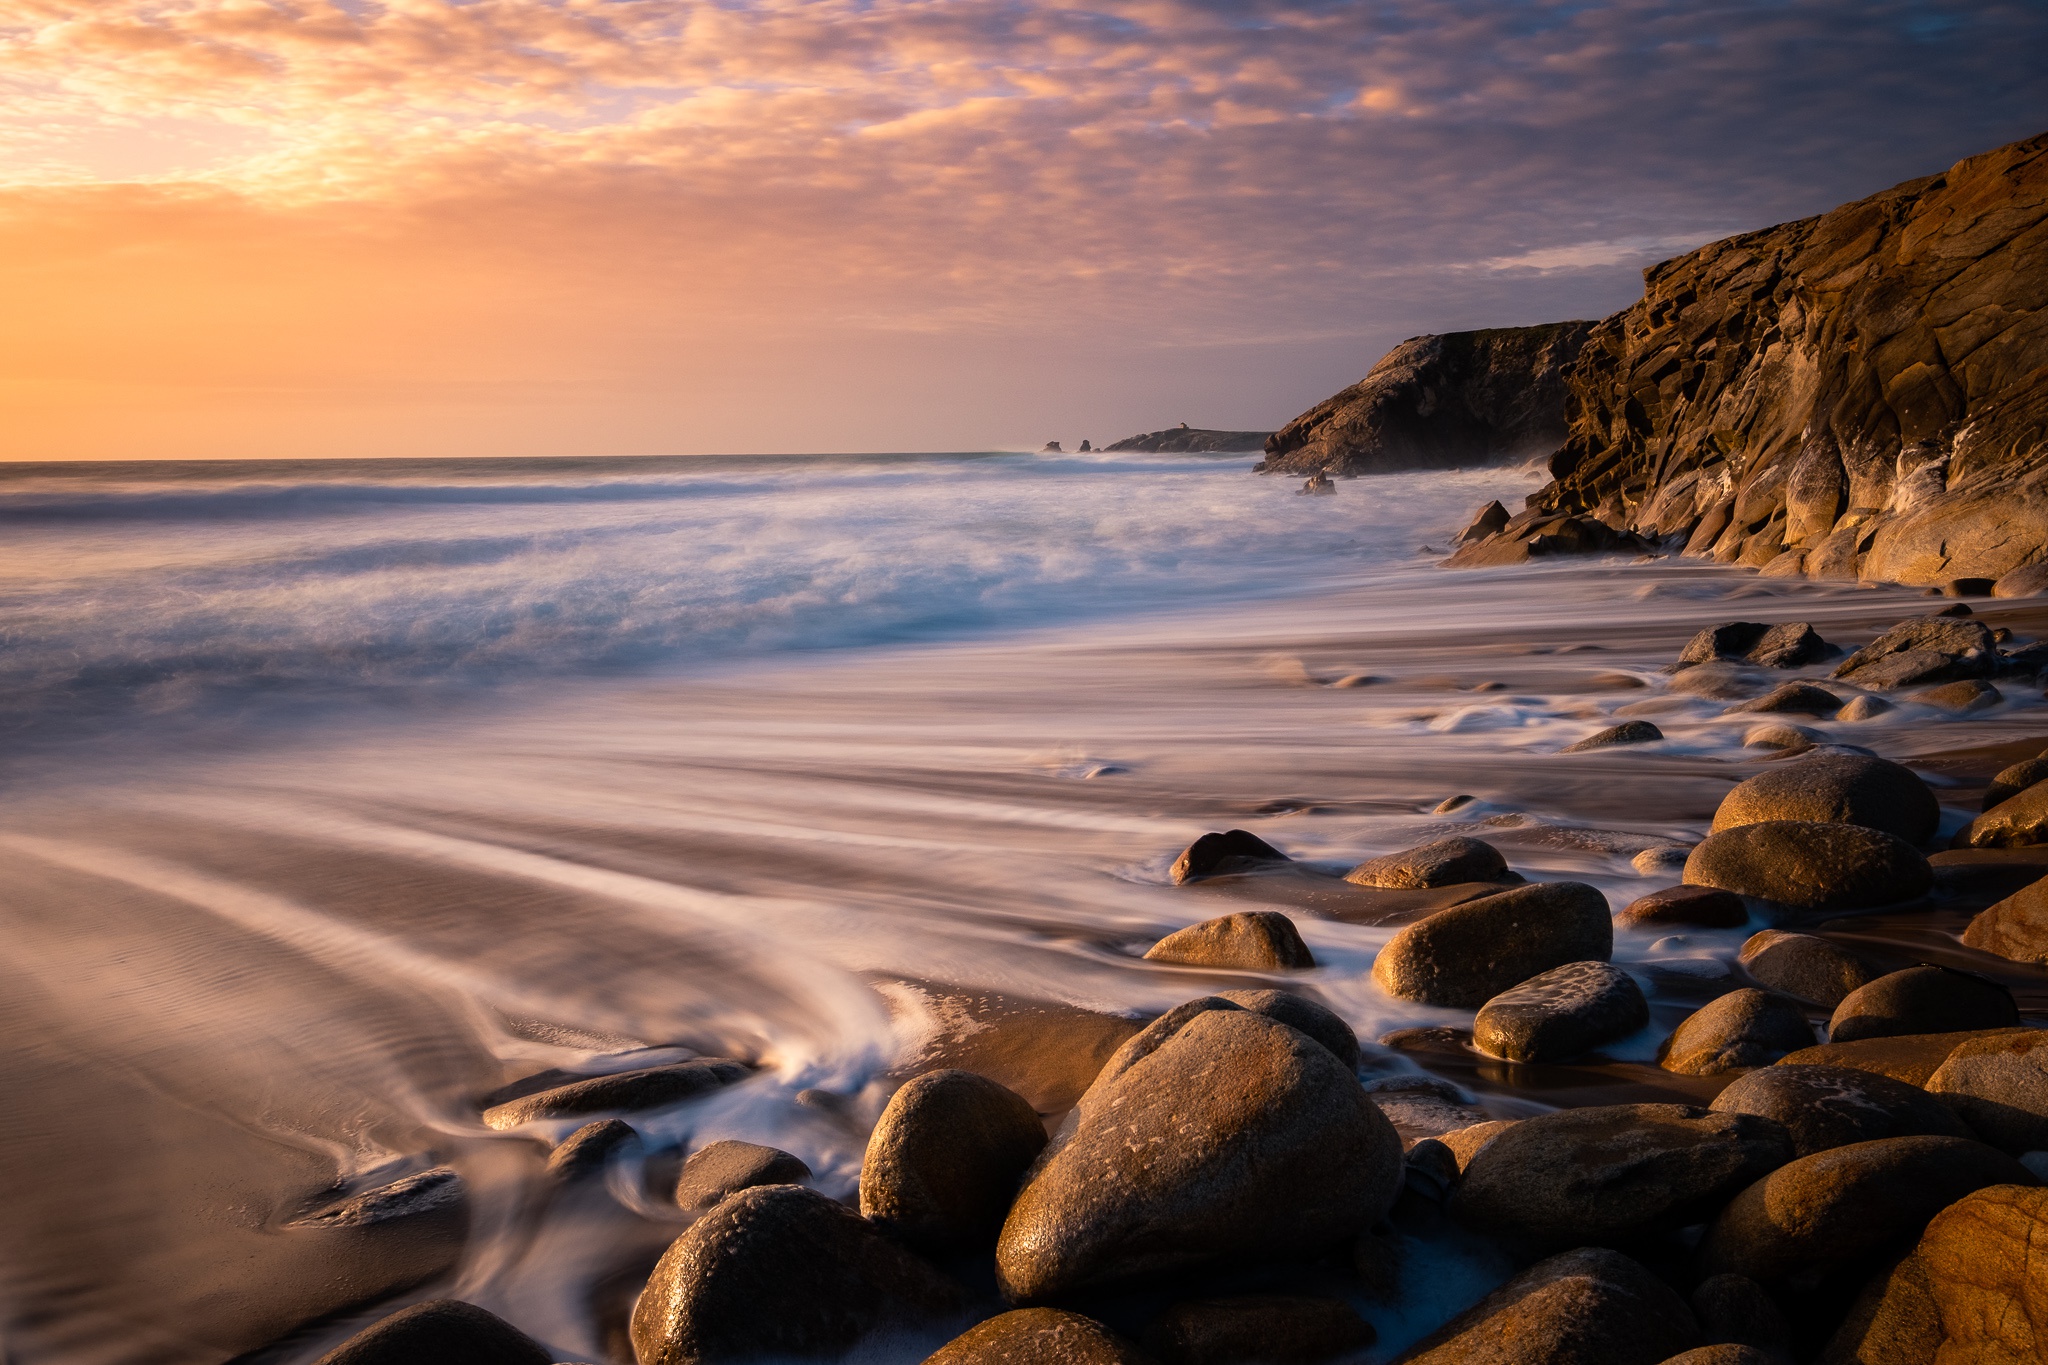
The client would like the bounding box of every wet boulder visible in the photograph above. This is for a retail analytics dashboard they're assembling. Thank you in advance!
[1368,1084,1490,1149]
[1741,723,1819,753]
[631,1184,964,1365]
[1923,1029,2048,1151]
[1214,989,1359,1071]
[925,1309,1150,1365]
[1961,874,2048,965]
[312,1300,553,1365]
[1709,1064,1970,1156]
[994,1008,1402,1301]
[1670,662,1767,700]
[1472,961,1649,1063]
[1708,753,1939,845]
[1398,1248,1701,1365]
[1144,911,1315,971]
[1827,965,2020,1044]
[1688,1274,1791,1359]
[545,1118,640,1182]
[1143,1296,1374,1365]
[1683,821,1932,913]
[1371,881,1612,1009]
[1562,721,1664,752]
[1775,1028,2039,1087]
[1617,885,1748,930]
[1170,830,1289,884]
[1676,621,1829,670]
[1657,1349,1775,1365]
[1725,682,1844,716]
[1736,931,1878,1007]
[861,1070,1047,1255]
[1831,616,1998,690]
[1909,677,2001,711]
[481,1059,749,1130]
[1982,756,2048,811]
[1958,778,2048,848]
[1437,1119,1518,1172]
[674,1140,812,1212]
[1458,500,1511,546]
[1345,835,1508,889]
[1661,989,1815,1076]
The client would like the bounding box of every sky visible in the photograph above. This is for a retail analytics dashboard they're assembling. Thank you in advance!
[2,0,2045,460]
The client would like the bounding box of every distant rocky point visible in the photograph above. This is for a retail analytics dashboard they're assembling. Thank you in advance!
[1105,425,1275,453]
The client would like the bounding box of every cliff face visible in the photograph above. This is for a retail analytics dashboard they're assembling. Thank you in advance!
[1532,132,2048,585]
[1104,427,1273,453]
[1257,323,1595,477]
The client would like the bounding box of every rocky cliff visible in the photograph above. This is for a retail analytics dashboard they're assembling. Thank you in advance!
[1257,323,1595,478]
[1105,427,1274,453]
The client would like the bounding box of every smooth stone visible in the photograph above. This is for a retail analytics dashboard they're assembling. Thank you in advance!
[1696,1135,2038,1289]
[546,1118,640,1181]
[482,1060,748,1130]
[1957,781,2048,848]
[1683,821,1932,913]
[632,1185,964,1365]
[1908,678,2001,711]
[1371,881,1612,1009]
[1450,1104,1793,1249]
[1437,1119,1518,1172]
[925,1309,1149,1365]
[1923,1029,2048,1151]
[1982,757,2048,811]
[1688,1274,1792,1358]
[1710,1064,1971,1157]
[1368,1083,1490,1148]
[1214,989,1360,1072]
[1672,662,1767,700]
[674,1140,812,1212]
[1992,562,2048,597]
[1657,1349,1777,1365]
[1662,989,1816,1076]
[995,1009,1402,1301]
[1345,836,1508,889]
[1775,1028,2039,1086]
[1836,694,1892,721]
[1398,1248,1702,1365]
[1618,885,1748,929]
[1562,721,1664,752]
[1171,830,1289,884]
[1473,961,1649,1063]
[1831,617,1998,689]
[1144,911,1314,970]
[1708,753,1940,845]
[1737,931,1879,1007]
[1632,846,1694,876]
[1143,1296,1374,1365]
[862,1070,1047,1255]
[1827,966,2021,1044]
[311,1301,553,1365]
[1963,873,2048,965]
[1725,682,1844,716]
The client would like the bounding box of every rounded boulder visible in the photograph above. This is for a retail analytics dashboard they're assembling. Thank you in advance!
[924,1309,1149,1365]
[1827,965,2020,1044]
[1170,830,1288,884]
[1214,989,1360,1071]
[312,1301,553,1365]
[1660,989,1815,1076]
[1683,821,1932,912]
[861,1070,1048,1255]
[1144,911,1314,971]
[1735,930,1877,1007]
[1982,757,2048,811]
[1473,961,1649,1063]
[1961,873,2048,966]
[1617,885,1748,930]
[1345,836,1507,889]
[1956,782,2048,848]
[1923,1029,2048,1151]
[1398,1248,1701,1365]
[1709,753,1938,845]
[674,1140,811,1212]
[1709,1064,1970,1156]
[1143,1296,1374,1365]
[1372,881,1612,1009]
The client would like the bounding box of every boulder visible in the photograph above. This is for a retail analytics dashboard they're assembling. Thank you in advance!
[925,1309,1150,1365]
[481,1060,748,1130]
[1170,830,1289,884]
[1473,961,1650,1063]
[1962,874,2048,965]
[1837,694,1891,721]
[1831,617,1999,689]
[1346,836,1508,889]
[1657,1349,1776,1365]
[1742,724,1819,753]
[1993,563,2048,597]
[1958,781,2048,848]
[1438,1119,1518,1172]
[1708,754,1939,845]
[1632,846,1694,876]
[1983,757,2048,811]
[1688,1274,1792,1358]
[311,1301,553,1365]
[1397,1248,1701,1365]
[674,1140,812,1212]
[631,1185,963,1365]
[1617,885,1749,930]
[1696,1135,2037,1288]
[1827,966,2020,1044]
[994,1008,1402,1301]
[1710,1064,1971,1157]
[1676,622,1829,670]
[1670,662,1766,700]
[1923,1030,2048,1151]
[1725,682,1845,716]
[1372,881,1612,1008]
[1143,1296,1373,1365]
[1562,721,1664,752]
[861,1070,1047,1255]
[1214,989,1360,1071]
[1459,500,1512,545]
[1662,989,1816,1076]
[1908,678,2001,711]
[1736,932,1879,1007]
[1683,822,1932,913]
[1775,1028,2039,1086]
[545,1118,639,1181]
[1144,911,1314,971]
[1451,1104,1793,1249]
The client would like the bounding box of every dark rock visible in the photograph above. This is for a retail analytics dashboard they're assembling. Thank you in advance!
[1372,881,1612,1008]
[1214,989,1360,1071]
[1443,510,1647,568]
[1678,621,1832,671]
[1144,911,1314,971]
[1827,966,2020,1044]
[1831,617,2000,690]
[311,1300,553,1365]
[1982,757,2048,811]
[1459,500,1511,545]
[1662,989,1816,1076]
[1907,678,2001,711]
[1962,872,2048,965]
[925,1309,1151,1365]
[1725,682,1845,716]
[1689,1274,1792,1358]
[481,1060,748,1130]
[1710,1064,1971,1157]
[1708,753,1939,845]
[1450,1104,1793,1249]
[1922,1029,2048,1151]
[1657,1349,1776,1365]
[631,1184,964,1365]
[1562,721,1664,752]
[1473,961,1650,1063]
[1397,1248,1701,1365]
[1957,781,2048,848]
[1346,835,1508,889]
[861,1070,1047,1255]
[1676,622,1770,668]
[1736,931,1879,1007]
[546,1118,639,1181]
[994,1009,1401,1301]
[1617,885,1748,930]
[1170,830,1289,884]
[1107,428,1274,454]
[674,1140,811,1211]
[1143,1296,1373,1365]
[1683,822,1932,913]
[1298,472,1336,496]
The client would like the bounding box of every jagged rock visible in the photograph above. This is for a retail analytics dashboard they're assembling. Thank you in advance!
[1831,617,1999,690]
[1684,821,1932,912]
[1473,961,1649,1063]
[1708,753,1939,845]
[1726,682,1845,716]
[1444,510,1646,568]
[1908,678,2001,711]
[1214,989,1360,1071]
[674,1140,811,1212]
[481,1060,748,1130]
[1143,1296,1373,1365]
[1661,989,1815,1076]
[311,1300,553,1365]
[1396,1248,1701,1365]
[1737,931,1879,1006]
[1562,721,1664,752]
[1371,881,1612,1008]
[1710,1064,1970,1157]
[1958,781,2048,848]
[1617,885,1748,929]
[1677,622,1830,670]
[1962,873,2048,965]
[1346,836,1507,889]
[861,1070,1046,1255]
[1983,757,2048,810]
[1143,911,1314,971]
[1923,1029,2048,1151]
[1827,966,2020,1044]
[546,1118,639,1181]
[925,1309,1150,1365]
[1298,472,1336,496]
[1170,830,1289,884]
[1993,563,2048,598]
[1107,428,1273,454]
[1459,500,1511,545]
[1689,1274,1793,1359]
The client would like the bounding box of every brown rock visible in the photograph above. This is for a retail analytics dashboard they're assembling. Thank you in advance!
[1827,966,2020,1044]
[1982,757,2048,811]
[1618,885,1749,930]
[1671,662,1767,700]
[1993,563,2048,598]
[481,1059,748,1130]
[1689,1274,1792,1358]
[1144,911,1314,971]
[1473,961,1650,1063]
[1726,682,1845,716]
[1708,754,1939,846]
[925,1309,1151,1365]
[1563,721,1664,752]
[1662,989,1816,1076]
[1657,1349,1777,1365]
[1907,678,2000,711]
[1710,1064,1971,1157]
[1144,1296,1373,1365]
[674,1140,811,1212]
[1170,830,1290,884]
[1372,881,1612,1009]
[1831,618,1999,689]
[1923,1030,2048,1152]
[1837,694,1892,721]
[1684,822,1932,912]
[1737,931,1879,1008]
[1397,1248,1701,1365]
[1214,989,1360,1071]
[1742,724,1820,753]
[1437,1119,1519,1173]
[546,1118,639,1182]
[311,1301,553,1365]
[1346,836,1508,890]
[1775,1028,2039,1086]
[862,1070,1047,1255]
[1458,500,1512,545]
[1957,781,2048,849]
[1370,1086,1491,1148]
[1962,874,2048,965]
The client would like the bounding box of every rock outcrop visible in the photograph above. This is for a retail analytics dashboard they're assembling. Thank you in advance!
[1106,427,1274,453]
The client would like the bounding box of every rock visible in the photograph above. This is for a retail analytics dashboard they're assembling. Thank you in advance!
[1708,753,1940,845]
[1633,846,1695,876]
[1170,830,1289,884]
[1993,563,2048,598]
[1685,821,1932,913]
[674,1140,812,1211]
[1983,757,2048,811]
[925,1309,1150,1365]
[994,1009,1402,1301]
[1908,678,2001,711]
[1563,721,1664,752]
[1444,510,1647,568]
[1737,931,1879,1007]
[1432,1119,1516,1174]
[1923,1030,2048,1151]
[1397,1247,1702,1365]
[311,1300,553,1365]
[1451,1104,1793,1249]
[1775,1028,2039,1087]
[546,1118,640,1181]
[1710,1064,1971,1156]
[1957,781,2048,848]
[631,1184,963,1365]
[1372,881,1612,1008]
[1618,885,1748,929]
[1836,694,1891,721]
[1676,622,1829,670]
[1299,472,1336,496]
[1369,1085,1490,1148]
[861,1070,1047,1255]
[1214,989,1360,1071]
[1662,989,1816,1076]
[1459,501,1512,545]
[1831,617,1999,690]
[1346,836,1509,889]
[1143,1296,1374,1365]
[1962,873,2048,965]
[1726,682,1845,716]
[1742,724,1820,753]
[1106,428,1275,454]
[1657,1349,1776,1365]
[1689,1274,1792,1358]
[1827,966,2020,1044]
[1670,662,1766,700]
[481,1060,748,1130]
[1144,911,1314,971]
[1701,1136,2039,1293]
[1473,961,1650,1063]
